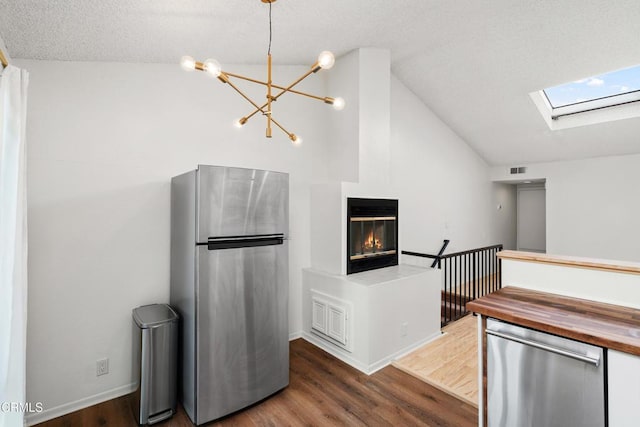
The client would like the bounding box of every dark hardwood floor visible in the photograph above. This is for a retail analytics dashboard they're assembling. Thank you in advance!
[36,339,478,426]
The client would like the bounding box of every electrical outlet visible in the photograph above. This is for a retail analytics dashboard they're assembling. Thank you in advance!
[96,358,109,376]
[401,322,408,337]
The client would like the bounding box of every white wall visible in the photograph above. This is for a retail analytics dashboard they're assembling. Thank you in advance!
[502,258,640,309]
[358,49,390,186]
[390,76,496,257]
[18,59,330,421]
[492,154,640,262]
[325,50,359,182]
[311,48,395,275]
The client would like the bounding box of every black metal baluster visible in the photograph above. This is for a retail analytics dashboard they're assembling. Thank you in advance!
[486,248,489,294]
[484,250,487,297]
[472,251,476,300]
[470,253,474,303]
[447,257,451,325]
[482,249,486,296]
[483,250,486,296]
[490,248,494,292]
[481,250,484,296]
[498,247,502,288]
[466,253,470,311]
[440,261,447,326]
[444,256,448,326]
[479,250,483,297]
[456,255,460,321]
[451,256,455,324]
[493,247,496,292]
[451,257,458,321]
[498,247,501,288]
[494,249,498,290]
[443,257,447,326]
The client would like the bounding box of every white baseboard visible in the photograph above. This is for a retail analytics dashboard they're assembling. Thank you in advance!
[302,331,442,375]
[25,382,137,426]
[289,331,302,341]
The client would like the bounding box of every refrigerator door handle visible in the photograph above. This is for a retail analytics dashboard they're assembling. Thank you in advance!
[203,234,285,250]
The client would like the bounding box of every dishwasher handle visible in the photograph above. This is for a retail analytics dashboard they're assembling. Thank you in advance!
[486,329,601,367]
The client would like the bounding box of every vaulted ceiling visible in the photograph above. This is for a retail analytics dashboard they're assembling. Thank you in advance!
[2,0,640,166]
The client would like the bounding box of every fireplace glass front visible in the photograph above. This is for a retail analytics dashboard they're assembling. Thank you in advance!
[347,198,398,274]
[350,217,396,259]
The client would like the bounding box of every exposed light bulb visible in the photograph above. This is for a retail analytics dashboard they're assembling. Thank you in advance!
[317,51,335,70]
[203,58,222,77]
[180,55,196,71]
[290,134,302,146]
[332,97,346,111]
[234,117,248,128]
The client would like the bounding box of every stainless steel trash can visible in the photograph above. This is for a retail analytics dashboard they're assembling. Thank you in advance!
[132,304,179,425]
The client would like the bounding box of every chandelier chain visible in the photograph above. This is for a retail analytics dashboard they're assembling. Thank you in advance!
[180,0,342,144]
[268,1,272,56]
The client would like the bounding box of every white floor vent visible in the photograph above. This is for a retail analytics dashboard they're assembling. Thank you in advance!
[311,290,353,352]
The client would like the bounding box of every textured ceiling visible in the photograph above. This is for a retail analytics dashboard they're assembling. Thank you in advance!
[2,0,640,166]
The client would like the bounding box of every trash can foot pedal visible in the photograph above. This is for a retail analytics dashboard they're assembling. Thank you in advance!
[148,409,174,425]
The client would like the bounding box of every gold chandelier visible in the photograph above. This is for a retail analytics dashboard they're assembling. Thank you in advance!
[180,0,344,145]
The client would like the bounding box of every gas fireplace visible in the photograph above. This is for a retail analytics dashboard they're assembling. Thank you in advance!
[347,198,398,274]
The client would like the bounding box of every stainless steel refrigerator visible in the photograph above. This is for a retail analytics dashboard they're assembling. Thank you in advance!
[170,165,289,425]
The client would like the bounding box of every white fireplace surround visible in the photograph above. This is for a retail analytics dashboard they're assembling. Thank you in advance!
[302,48,442,373]
[302,265,441,374]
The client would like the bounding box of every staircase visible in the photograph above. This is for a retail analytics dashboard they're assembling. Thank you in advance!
[403,242,503,328]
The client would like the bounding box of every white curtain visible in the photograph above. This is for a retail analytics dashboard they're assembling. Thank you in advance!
[0,65,29,427]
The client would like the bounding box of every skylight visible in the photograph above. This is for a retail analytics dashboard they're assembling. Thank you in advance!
[530,64,640,130]
[544,65,640,108]
[541,65,640,120]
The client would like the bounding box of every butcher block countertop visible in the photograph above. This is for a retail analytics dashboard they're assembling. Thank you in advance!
[467,287,640,356]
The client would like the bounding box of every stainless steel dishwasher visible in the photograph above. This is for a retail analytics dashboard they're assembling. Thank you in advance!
[486,318,605,427]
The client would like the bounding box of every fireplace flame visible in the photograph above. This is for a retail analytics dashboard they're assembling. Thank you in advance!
[364,230,383,251]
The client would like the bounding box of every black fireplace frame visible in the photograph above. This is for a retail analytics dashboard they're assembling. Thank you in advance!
[346,198,398,274]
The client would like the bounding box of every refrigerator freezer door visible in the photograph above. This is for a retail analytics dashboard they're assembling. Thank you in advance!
[195,242,289,424]
[197,166,289,242]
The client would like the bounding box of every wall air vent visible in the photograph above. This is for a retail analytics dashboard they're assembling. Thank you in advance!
[510,167,527,174]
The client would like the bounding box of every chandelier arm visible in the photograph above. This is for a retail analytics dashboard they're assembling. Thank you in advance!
[224,72,269,86]
[221,75,294,139]
[269,115,295,139]
[237,67,317,125]
[223,77,267,114]
[243,109,262,122]
[282,89,329,103]
[224,71,331,103]
[271,68,316,102]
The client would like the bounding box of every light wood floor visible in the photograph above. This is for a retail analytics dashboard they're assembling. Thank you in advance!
[36,339,477,427]
[393,314,478,407]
